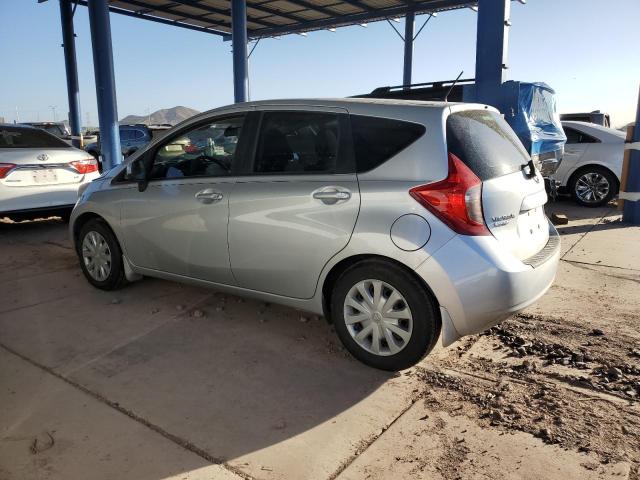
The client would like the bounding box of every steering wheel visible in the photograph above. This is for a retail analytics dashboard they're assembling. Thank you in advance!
[192,154,230,173]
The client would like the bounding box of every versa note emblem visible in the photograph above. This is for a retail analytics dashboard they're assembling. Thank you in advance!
[491,213,515,227]
[37,154,49,161]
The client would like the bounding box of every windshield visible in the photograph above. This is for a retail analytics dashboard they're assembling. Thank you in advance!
[0,126,70,148]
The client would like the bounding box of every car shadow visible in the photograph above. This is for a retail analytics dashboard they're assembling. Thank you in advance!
[0,218,400,479]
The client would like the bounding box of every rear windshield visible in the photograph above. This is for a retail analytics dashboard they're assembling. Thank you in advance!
[0,126,70,149]
[446,110,529,180]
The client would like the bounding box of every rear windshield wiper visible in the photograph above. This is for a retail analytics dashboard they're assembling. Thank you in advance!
[521,159,537,178]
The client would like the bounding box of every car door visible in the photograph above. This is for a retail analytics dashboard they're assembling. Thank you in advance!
[228,107,360,299]
[118,114,247,284]
[556,126,591,185]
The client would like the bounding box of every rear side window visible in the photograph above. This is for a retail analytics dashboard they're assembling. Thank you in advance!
[254,111,340,174]
[351,115,425,172]
[0,126,69,148]
[563,126,599,144]
[446,110,529,180]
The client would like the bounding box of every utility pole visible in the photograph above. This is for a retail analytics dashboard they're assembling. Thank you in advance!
[49,105,58,122]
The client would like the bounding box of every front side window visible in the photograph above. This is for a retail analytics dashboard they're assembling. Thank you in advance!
[0,126,69,148]
[254,111,339,174]
[146,116,244,180]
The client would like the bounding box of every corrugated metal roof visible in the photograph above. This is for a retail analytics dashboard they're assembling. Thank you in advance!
[76,0,478,39]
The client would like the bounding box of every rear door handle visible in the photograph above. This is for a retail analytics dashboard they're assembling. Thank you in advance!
[312,187,351,204]
[195,188,224,204]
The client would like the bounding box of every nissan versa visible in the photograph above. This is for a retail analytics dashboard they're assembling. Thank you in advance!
[70,99,560,371]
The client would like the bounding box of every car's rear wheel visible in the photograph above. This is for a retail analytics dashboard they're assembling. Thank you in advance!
[77,219,127,290]
[569,166,617,207]
[331,259,440,371]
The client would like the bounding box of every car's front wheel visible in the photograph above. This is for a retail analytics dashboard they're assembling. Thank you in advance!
[77,219,128,290]
[570,166,618,207]
[331,260,440,371]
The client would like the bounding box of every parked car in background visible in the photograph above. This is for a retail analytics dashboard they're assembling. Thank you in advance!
[82,129,99,145]
[556,121,625,207]
[85,124,170,168]
[70,99,560,371]
[561,111,611,128]
[0,124,100,221]
[22,121,73,144]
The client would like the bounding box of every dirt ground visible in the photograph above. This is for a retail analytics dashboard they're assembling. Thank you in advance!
[0,197,638,480]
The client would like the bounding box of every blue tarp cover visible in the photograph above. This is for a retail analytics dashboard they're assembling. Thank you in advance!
[504,81,566,157]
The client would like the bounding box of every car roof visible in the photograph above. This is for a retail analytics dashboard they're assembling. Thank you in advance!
[1,123,38,130]
[244,97,459,109]
[185,97,492,128]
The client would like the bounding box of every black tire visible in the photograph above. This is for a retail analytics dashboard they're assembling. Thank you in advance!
[331,259,440,371]
[77,219,128,290]
[569,166,618,207]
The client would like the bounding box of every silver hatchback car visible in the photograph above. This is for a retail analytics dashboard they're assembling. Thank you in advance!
[70,99,560,371]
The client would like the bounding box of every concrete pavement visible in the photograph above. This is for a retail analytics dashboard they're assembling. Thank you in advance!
[1,198,637,480]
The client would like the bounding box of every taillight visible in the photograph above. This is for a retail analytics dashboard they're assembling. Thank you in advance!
[409,153,490,236]
[0,163,16,179]
[70,158,99,174]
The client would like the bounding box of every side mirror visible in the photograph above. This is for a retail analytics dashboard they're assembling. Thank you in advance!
[125,160,149,192]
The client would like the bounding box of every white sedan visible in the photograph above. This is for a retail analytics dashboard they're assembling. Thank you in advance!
[556,121,626,207]
[0,124,101,221]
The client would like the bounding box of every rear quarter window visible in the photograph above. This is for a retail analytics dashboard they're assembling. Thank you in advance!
[351,115,425,172]
[446,110,529,180]
[0,127,70,148]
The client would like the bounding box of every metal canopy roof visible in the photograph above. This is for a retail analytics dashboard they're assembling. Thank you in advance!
[74,0,477,39]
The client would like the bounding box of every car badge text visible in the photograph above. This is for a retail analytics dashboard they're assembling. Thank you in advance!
[491,213,516,227]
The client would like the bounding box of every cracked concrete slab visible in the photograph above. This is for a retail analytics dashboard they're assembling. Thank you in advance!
[563,221,640,270]
[0,348,241,480]
[0,271,211,375]
[67,295,428,480]
[545,200,615,257]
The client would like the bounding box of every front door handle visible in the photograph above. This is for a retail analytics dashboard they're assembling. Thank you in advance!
[312,187,351,204]
[195,188,224,204]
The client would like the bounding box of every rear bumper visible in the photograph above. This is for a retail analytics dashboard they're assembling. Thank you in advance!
[415,223,560,346]
[0,176,97,214]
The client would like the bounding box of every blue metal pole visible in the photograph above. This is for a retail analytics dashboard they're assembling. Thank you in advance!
[59,0,82,148]
[87,0,121,170]
[403,11,415,87]
[231,0,249,103]
[474,0,510,107]
[622,86,640,224]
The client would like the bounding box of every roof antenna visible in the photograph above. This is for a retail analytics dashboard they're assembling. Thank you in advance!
[444,71,464,103]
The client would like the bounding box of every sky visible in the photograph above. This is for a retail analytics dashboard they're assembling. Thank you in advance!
[0,0,638,128]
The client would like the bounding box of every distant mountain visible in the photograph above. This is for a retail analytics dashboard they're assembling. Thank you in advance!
[120,106,200,126]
